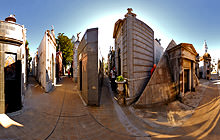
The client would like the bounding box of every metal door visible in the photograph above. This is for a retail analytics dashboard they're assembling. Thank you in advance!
[184,69,190,93]
[4,53,22,113]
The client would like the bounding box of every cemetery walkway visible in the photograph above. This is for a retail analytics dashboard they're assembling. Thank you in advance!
[1,76,220,140]
[128,79,220,140]
[0,76,149,140]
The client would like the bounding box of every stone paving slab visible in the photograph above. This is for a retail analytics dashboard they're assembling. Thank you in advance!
[129,79,220,140]
[0,76,150,140]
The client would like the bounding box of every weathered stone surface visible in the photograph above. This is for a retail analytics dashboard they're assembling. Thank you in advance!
[136,42,198,106]
[135,52,177,107]
[37,29,56,92]
[113,9,154,98]
[73,41,80,82]
[77,28,100,106]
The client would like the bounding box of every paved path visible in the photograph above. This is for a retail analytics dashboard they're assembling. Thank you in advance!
[2,77,220,140]
[0,77,149,140]
[131,79,220,140]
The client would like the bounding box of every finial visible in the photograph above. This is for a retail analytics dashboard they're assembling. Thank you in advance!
[9,14,15,17]
[204,40,208,53]
[5,14,16,22]
[125,8,136,17]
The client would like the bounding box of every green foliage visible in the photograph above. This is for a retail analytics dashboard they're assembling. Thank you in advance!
[25,40,29,46]
[116,75,124,82]
[56,33,74,68]
[28,52,32,63]
[25,41,32,65]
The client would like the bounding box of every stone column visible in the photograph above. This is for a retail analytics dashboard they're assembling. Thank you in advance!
[0,50,5,113]
[192,61,195,91]
[179,58,184,97]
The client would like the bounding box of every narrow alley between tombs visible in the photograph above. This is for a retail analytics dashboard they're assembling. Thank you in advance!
[1,76,220,140]
[0,76,149,140]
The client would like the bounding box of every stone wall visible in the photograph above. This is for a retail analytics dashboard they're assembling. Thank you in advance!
[78,28,100,106]
[37,30,56,92]
[37,34,46,88]
[135,53,177,107]
[114,10,154,98]
[0,50,5,113]
[130,18,154,97]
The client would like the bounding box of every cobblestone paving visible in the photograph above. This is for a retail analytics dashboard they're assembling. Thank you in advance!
[0,77,150,140]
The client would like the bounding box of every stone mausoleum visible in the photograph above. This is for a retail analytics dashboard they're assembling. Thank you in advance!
[77,28,101,106]
[37,28,56,92]
[32,53,38,78]
[113,8,154,99]
[199,41,211,80]
[136,41,198,106]
[73,33,80,83]
[0,15,27,113]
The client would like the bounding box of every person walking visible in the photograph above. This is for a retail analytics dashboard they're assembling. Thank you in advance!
[110,67,116,91]
[68,69,70,78]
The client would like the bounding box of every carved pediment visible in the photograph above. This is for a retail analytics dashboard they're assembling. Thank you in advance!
[181,43,198,56]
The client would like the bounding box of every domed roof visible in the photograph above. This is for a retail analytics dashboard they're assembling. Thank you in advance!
[5,14,16,22]
[203,52,211,58]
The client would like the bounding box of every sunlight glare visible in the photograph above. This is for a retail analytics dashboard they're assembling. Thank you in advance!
[55,84,63,87]
[0,114,23,128]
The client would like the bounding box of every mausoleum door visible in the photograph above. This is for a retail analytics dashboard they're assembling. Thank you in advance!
[118,48,121,75]
[79,61,82,91]
[52,54,54,83]
[4,53,22,113]
[184,69,190,93]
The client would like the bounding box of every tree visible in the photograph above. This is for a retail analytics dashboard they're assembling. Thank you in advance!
[56,33,74,71]
[26,40,32,63]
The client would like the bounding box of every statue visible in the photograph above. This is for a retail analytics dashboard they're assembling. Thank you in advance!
[127,8,133,14]
[77,32,81,41]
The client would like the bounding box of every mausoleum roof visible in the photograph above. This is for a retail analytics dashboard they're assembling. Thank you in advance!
[167,43,198,56]
[113,19,124,38]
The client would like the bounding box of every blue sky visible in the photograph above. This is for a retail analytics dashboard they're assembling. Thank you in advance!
[1,0,220,60]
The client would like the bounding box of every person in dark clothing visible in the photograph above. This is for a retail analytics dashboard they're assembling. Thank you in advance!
[70,67,73,78]
[110,67,116,91]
